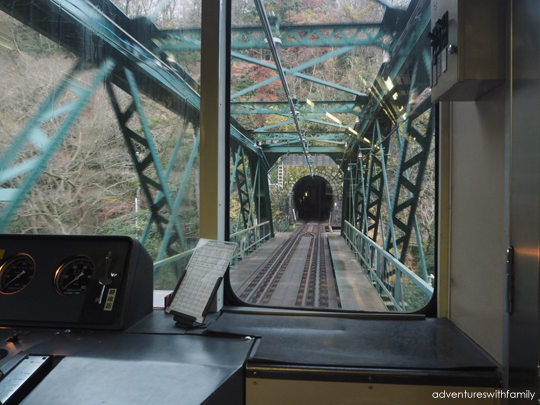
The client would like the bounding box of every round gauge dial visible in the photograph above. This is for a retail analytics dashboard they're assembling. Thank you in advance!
[0,254,35,294]
[55,257,95,296]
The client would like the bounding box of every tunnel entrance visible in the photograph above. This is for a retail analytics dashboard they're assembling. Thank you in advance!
[293,175,333,222]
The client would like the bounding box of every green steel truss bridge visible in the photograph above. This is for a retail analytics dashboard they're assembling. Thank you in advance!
[0,0,434,311]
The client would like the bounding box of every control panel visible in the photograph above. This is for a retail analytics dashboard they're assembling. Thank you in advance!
[430,0,504,102]
[0,234,153,330]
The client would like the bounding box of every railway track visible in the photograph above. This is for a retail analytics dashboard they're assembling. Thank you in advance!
[236,223,341,308]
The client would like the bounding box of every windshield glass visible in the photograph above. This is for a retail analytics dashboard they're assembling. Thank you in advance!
[227,0,435,313]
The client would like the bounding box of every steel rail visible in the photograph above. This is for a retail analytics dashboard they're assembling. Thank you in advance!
[236,224,306,301]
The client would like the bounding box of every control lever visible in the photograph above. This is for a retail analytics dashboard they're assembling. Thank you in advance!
[99,252,113,286]
[97,252,113,305]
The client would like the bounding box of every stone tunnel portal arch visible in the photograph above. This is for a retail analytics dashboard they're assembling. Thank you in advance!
[293,175,333,222]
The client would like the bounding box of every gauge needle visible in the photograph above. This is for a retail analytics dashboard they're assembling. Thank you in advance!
[64,271,85,289]
[6,270,25,286]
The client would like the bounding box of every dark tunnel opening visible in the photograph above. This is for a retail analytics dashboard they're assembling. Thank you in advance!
[293,175,333,222]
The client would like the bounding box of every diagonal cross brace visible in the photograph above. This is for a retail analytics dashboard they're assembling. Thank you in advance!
[232,46,356,100]
[234,146,255,232]
[232,51,368,98]
[106,67,187,257]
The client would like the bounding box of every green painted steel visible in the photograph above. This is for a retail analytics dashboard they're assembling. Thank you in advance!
[387,107,434,269]
[229,221,272,265]
[262,146,343,154]
[352,122,390,270]
[255,132,347,148]
[253,114,324,132]
[156,131,201,262]
[383,60,430,281]
[232,51,368,98]
[0,0,268,246]
[106,67,188,257]
[343,221,433,311]
[251,161,261,228]
[253,0,313,175]
[375,123,399,260]
[160,22,389,50]
[254,132,348,141]
[230,145,243,196]
[230,144,274,244]
[351,1,431,143]
[232,46,356,100]
[233,146,255,232]
[0,58,116,232]
[270,140,346,147]
[340,0,434,310]
[231,101,364,116]
[230,124,270,172]
[0,0,435,311]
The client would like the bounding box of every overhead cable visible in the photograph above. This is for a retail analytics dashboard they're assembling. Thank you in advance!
[253,0,314,176]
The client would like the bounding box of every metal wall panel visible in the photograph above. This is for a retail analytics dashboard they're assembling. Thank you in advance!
[507,0,540,397]
[448,86,506,364]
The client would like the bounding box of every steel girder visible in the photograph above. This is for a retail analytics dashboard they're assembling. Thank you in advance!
[0,58,116,231]
[252,113,355,140]
[231,101,364,116]
[340,0,433,309]
[0,0,202,122]
[254,132,347,145]
[344,0,431,253]
[154,130,201,262]
[262,147,343,168]
[159,1,407,51]
[350,0,431,145]
[356,126,391,249]
[230,143,274,237]
[253,113,324,132]
[252,0,313,175]
[155,2,406,172]
[160,22,390,51]
[385,104,434,269]
[0,0,267,167]
[106,67,188,257]
[249,156,274,237]
[262,146,343,154]
[231,145,255,232]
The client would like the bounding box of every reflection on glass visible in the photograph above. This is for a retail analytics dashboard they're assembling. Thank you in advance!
[0,0,202,290]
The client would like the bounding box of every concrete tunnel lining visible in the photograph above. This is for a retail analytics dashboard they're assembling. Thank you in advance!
[292,175,334,222]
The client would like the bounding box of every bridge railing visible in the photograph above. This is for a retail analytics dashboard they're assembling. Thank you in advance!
[276,216,291,233]
[152,220,272,285]
[343,221,433,311]
[230,221,273,265]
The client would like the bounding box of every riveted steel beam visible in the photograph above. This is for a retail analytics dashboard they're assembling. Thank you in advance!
[253,132,347,141]
[160,22,389,50]
[231,101,364,116]
[261,146,344,154]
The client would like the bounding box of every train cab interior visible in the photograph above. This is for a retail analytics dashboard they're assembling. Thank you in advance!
[0,0,538,404]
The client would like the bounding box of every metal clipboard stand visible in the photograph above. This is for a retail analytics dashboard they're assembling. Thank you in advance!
[165,239,237,327]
